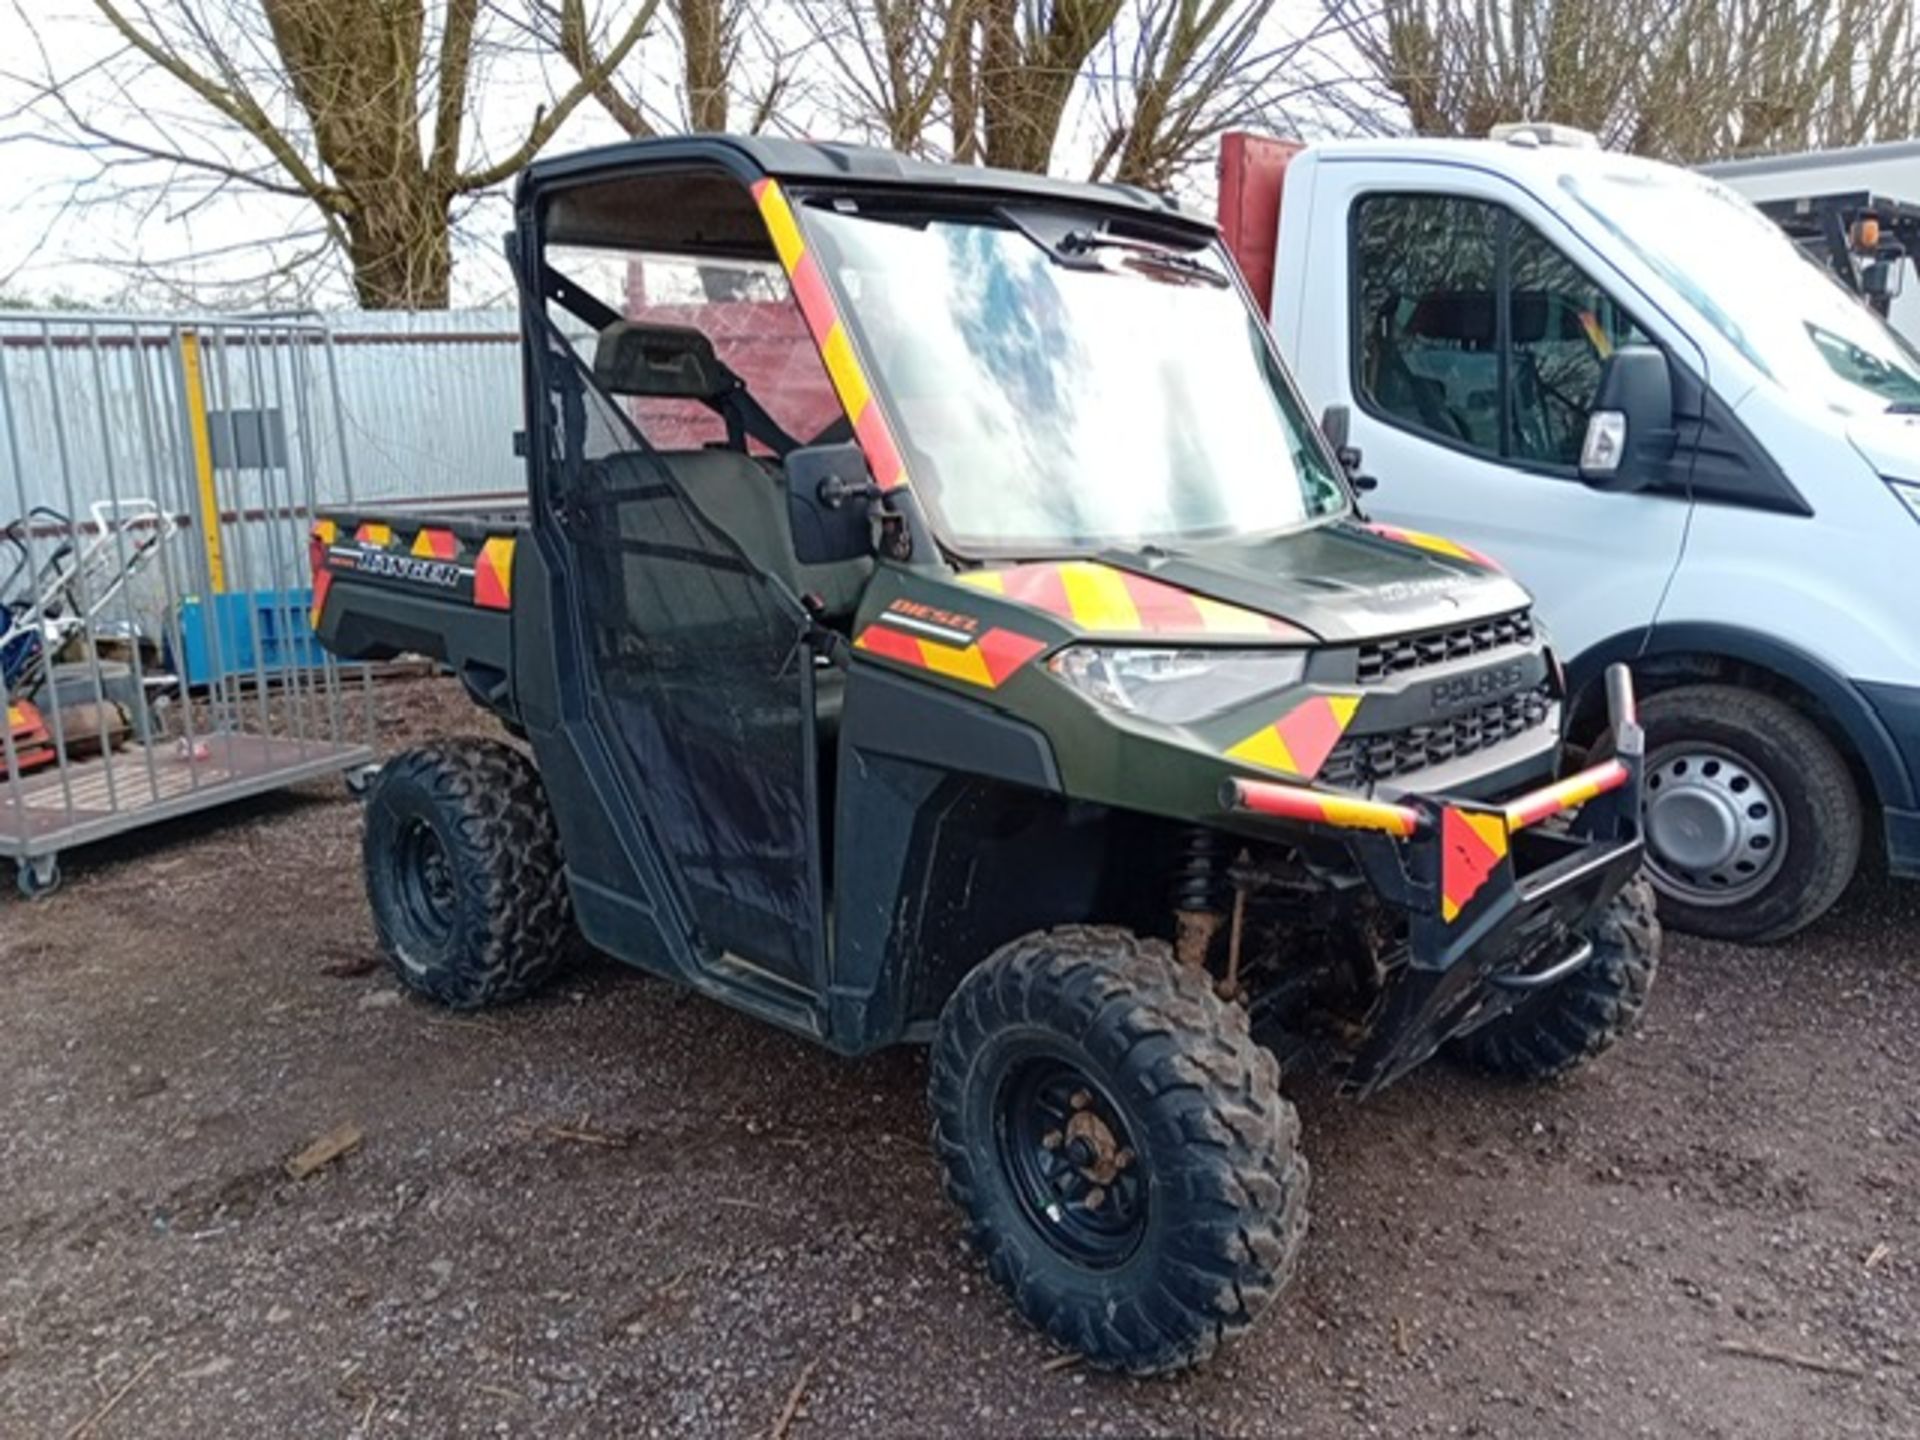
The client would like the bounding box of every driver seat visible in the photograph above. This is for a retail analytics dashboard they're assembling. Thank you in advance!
[590,318,871,618]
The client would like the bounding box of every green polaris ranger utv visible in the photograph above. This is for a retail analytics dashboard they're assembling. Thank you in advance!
[311,136,1658,1374]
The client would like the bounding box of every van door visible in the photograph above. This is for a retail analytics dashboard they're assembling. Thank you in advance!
[1293,162,1700,660]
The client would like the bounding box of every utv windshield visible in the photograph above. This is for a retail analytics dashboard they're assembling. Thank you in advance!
[795,198,1347,553]
[1561,166,1920,413]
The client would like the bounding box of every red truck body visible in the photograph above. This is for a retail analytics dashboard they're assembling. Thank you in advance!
[1215,132,1302,320]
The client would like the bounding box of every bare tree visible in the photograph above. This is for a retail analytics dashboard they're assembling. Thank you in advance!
[971,0,1128,170]
[11,0,657,308]
[10,0,1352,308]
[795,0,1316,182]
[790,0,968,152]
[678,0,733,129]
[533,0,793,137]
[1332,0,1920,161]
[1632,0,1920,158]
[1087,0,1363,188]
[1328,0,1672,143]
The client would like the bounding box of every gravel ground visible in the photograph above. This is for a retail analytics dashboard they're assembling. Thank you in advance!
[1,675,1915,1439]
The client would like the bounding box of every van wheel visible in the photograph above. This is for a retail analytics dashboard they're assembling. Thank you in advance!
[1636,685,1860,943]
[929,926,1309,1375]
[363,739,574,1008]
[1448,875,1658,1081]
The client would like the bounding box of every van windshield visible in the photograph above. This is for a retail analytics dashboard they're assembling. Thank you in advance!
[796,199,1348,553]
[1561,166,1920,412]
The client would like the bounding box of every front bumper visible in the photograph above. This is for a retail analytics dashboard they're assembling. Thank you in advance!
[1223,665,1646,1097]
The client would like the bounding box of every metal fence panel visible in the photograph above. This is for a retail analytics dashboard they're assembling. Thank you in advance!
[0,313,376,896]
[326,309,525,504]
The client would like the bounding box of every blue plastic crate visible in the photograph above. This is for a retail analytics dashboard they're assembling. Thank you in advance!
[174,589,327,686]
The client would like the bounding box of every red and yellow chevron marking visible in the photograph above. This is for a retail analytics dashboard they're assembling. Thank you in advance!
[474,535,516,611]
[1503,758,1630,832]
[309,519,338,626]
[960,561,1306,639]
[1226,776,1421,837]
[5,698,53,771]
[752,178,908,492]
[1226,693,1360,778]
[312,516,521,619]
[1364,521,1501,572]
[411,527,459,560]
[1441,807,1510,922]
[854,622,1044,689]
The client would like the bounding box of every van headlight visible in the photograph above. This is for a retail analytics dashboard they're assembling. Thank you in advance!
[1047,646,1308,724]
[1890,479,1920,524]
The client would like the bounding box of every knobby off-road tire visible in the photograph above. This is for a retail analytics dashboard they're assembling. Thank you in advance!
[1637,684,1861,944]
[363,738,574,1009]
[929,926,1309,1375]
[1448,874,1660,1082]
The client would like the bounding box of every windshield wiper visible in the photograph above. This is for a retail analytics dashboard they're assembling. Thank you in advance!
[995,206,1230,287]
[1058,230,1231,288]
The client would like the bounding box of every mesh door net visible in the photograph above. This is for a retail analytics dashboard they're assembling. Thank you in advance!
[540,321,821,986]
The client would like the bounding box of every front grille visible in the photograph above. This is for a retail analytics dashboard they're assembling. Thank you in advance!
[1321,682,1555,788]
[1355,610,1536,684]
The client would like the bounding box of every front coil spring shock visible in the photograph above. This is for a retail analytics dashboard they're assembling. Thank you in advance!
[1172,828,1229,968]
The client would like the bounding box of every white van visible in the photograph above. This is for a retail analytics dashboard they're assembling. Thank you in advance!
[1704,140,1920,348]
[1218,126,1920,941]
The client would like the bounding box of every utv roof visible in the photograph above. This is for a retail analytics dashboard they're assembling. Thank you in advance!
[519,133,1197,229]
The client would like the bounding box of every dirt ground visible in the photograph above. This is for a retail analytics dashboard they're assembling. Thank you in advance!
[1,675,1915,1440]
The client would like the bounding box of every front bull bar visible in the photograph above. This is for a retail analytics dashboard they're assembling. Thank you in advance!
[1220,663,1647,1095]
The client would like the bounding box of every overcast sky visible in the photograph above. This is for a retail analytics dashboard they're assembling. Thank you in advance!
[0,0,1376,311]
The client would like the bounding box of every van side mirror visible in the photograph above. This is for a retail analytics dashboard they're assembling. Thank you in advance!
[785,442,877,565]
[1579,345,1676,493]
[1320,403,1351,452]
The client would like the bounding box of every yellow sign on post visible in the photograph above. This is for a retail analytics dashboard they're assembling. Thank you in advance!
[178,330,226,594]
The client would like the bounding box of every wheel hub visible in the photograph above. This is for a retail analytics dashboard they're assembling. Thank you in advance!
[1060,1106,1133,1188]
[998,1060,1146,1266]
[396,818,457,940]
[1649,785,1743,870]
[1643,745,1784,905]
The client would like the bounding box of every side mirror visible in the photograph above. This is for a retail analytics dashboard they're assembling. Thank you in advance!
[785,442,877,565]
[1319,404,1378,493]
[1320,403,1351,453]
[1579,345,1676,493]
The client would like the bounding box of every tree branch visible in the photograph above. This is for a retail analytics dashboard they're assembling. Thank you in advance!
[459,0,660,188]
[87,0,342,207]
[431,0,483,189]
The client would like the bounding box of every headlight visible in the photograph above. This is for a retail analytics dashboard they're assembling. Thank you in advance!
[1890,479,1920,524]
[1047,646,1308,724]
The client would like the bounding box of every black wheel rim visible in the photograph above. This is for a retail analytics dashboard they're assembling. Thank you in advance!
[995,1053,1147,1269]
[394,817,457,943]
